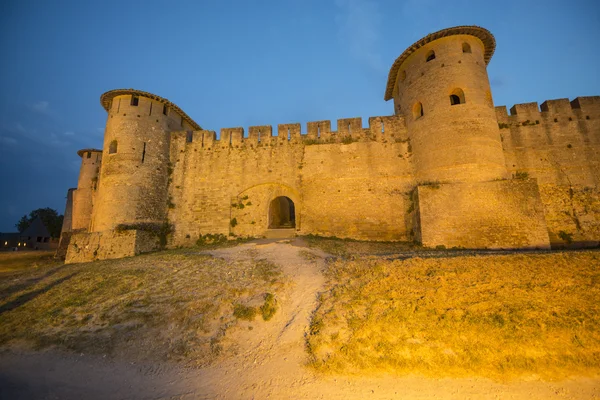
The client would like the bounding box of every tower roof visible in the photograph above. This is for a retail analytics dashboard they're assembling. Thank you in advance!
[384,26,495,101]
[77,148,102,157]
[100,89,202,130]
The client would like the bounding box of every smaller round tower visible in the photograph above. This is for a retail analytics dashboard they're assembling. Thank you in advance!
[385,26,509,183]
[71,149,102,231]
[91,89,201,232]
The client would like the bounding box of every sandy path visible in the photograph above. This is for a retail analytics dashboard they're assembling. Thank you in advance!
[1,240,599,399]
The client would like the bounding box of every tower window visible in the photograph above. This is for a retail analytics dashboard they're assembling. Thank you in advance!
[87,152,91,158]
[163,104,168,115]
[109,140,118,154]
[400,70,406,82]
[450,88,466,105]
[425,50,436,62]
[131,95,139,106]
[462,43,471,53]
[413,102,424,120]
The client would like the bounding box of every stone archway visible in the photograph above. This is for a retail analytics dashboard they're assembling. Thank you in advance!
[268,196,296,229]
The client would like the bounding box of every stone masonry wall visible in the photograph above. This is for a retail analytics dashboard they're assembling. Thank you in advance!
[416,180,551,249]
[167,115,413,246]
[496,96,600,246]
[65,229,160,264]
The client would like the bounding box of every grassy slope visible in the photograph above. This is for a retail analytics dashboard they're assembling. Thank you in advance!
[307,251,600,379]
[0,249,282,366]
[0,251,58,273]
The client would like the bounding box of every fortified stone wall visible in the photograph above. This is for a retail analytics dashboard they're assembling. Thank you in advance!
[72,149,102,231]
[66,229,160,264]
[55,187,75,259]
[496,96,600,246]
[416,180,550,249]
[61,25,600,264]
[167,115,413,246]
[90,94,196,232]
[392,34,507,183]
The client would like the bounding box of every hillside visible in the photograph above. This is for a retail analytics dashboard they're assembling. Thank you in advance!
[0,241,599,399]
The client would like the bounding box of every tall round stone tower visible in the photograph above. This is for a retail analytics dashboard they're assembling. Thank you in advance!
[385,26,509,183]
[91,89,201,232]
[72,148,102,231]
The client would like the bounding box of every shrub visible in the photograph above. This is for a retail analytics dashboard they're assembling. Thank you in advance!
[233,304,257,321]
[230,218,238,228]
[558,230,573,244]
[115,222,172,248]
[341,135,357,145]
[196,233,228,246]
[260,293,277,321]
[514,171,529,180]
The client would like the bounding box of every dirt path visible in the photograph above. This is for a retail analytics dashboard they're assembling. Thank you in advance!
[1,240,599,399]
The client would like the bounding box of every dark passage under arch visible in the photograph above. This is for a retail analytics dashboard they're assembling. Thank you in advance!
[269,196,296,229]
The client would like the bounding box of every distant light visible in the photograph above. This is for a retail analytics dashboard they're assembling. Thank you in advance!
[17,243,20,246]
[3,241,6,245]
[24,243,26,247]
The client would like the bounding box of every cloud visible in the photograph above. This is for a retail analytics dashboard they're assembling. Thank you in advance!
[0,136,17,145]
[64,131,75,136]
[49,133,70,147]
[32,101,50,115]
[335,0,385,73]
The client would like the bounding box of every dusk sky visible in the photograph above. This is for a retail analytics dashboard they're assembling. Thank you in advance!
[0,0,598,231]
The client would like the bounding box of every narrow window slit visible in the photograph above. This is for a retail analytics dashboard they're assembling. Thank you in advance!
[141,142,146,163]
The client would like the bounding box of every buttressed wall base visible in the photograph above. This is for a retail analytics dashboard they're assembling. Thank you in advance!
[61,26,599,263]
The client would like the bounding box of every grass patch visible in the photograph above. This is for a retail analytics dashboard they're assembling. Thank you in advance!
[307,251,600,379]
[0,251,60,273]
[233,304,257,321]
[0,249,283,367]
[260,293,277,321]
[303,235,418,258]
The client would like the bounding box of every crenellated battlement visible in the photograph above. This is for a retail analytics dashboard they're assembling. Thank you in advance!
[64,25,600,265]
[174,115,408,149]
[495,96,600,124]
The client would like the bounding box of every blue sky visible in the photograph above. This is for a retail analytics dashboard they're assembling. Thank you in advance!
[0,0,599,231]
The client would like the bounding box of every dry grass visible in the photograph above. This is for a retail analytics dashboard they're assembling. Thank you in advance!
[303,235,418,258]
[307,251,600,379]
[0,249,283,366]
[0,251,60,273]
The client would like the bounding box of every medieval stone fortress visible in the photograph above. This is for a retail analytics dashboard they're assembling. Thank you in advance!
[58,26,599,263]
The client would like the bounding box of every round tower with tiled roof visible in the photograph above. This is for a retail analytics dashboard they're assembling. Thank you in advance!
[90,89,201,232]
[385,26,509,183]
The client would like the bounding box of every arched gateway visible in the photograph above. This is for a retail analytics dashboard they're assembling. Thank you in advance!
[268,196,296,229]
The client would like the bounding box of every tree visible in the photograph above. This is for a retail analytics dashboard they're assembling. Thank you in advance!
[16,208,64,238]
